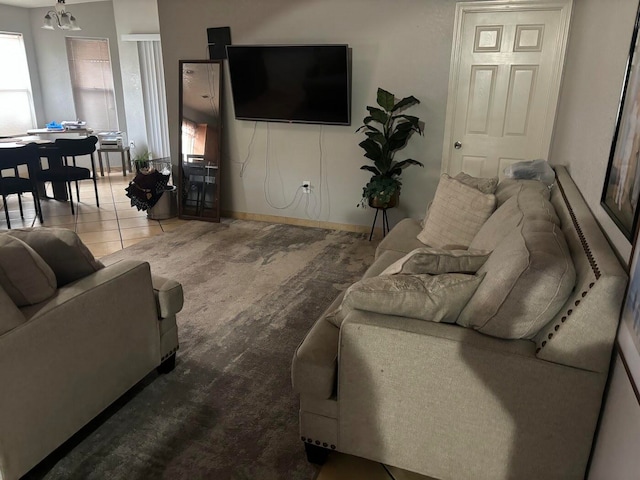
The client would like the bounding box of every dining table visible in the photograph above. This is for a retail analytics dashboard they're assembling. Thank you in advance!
[0,137,69,201]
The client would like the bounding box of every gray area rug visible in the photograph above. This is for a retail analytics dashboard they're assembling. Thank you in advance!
[25,219,376,480]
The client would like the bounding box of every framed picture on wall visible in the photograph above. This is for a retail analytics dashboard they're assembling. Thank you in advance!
[619,229,640,389]
[602,1,640,241]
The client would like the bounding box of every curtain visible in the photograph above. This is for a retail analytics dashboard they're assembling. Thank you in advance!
[138,40,170,159]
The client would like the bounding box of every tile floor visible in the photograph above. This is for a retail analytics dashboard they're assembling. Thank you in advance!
[1,170,434,479]
[0,169,190,258]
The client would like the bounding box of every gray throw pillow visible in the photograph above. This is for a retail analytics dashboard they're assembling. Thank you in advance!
[0,234,57,307]
[7,228,104,286]
[327,273,483,328]
[381,247,489,275]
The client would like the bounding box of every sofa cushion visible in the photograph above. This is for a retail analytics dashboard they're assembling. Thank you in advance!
[469,188,560,252]
[6,227,103,286]
[375,218,424,258]
[417,174,496,249]
[381,247,490,275]
[0,234,57,307]
[458,219,576,339]
[494,179,551,206]
[327,273,482,327]
[454,172,499,194]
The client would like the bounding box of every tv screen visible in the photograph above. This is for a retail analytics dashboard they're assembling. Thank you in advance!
[226,44,351,125]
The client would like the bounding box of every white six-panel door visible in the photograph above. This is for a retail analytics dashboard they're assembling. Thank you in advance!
[442,1,573,179]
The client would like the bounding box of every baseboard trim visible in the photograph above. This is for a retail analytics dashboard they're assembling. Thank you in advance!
[222,210,380,236]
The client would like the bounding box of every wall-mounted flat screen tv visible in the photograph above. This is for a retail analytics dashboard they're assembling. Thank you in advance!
[225,44,351,126]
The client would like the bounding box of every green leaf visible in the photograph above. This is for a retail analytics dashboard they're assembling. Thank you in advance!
[365,131,386,145]
[356,123,381,134]
[392,95,420,112]
[359,138,382,162]
[393,115,423,134]
[394,159,424,170]
[376,88,395,112]
[367,106,389,124]
[388,129,412,152]
[360,165,381,175]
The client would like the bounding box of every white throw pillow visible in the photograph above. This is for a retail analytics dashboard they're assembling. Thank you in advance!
[381,247,489,275]
[418,174,496,248]
[326,273,483,328]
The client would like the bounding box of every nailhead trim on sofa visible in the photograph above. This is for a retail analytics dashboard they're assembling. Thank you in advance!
[535,177,599,354]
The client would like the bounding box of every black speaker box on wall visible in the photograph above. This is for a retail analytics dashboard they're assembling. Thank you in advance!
[207,26,232,60]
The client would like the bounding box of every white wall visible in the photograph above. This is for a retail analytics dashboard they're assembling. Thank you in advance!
[157,0,455,227]
[27,1,127,134]
[550,0,640,477]
[589,353,640,479]
[551,0,635,260]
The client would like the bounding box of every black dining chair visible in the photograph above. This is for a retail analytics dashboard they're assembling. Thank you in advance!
[0,143,44,229]
[37,136,99,215]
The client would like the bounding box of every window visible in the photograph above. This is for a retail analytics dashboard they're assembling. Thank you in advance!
[0,32,36,136]
[66,37,118,131]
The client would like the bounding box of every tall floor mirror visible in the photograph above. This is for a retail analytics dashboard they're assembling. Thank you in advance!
[178,60,222,221]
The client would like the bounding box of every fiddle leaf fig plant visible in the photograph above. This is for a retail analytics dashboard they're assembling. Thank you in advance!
[357,88,424,208]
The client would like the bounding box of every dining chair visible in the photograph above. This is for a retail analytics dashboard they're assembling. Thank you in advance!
[0,143,44,229]
[37,136,99,215]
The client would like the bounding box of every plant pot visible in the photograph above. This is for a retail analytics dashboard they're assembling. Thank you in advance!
[368,192,399,209]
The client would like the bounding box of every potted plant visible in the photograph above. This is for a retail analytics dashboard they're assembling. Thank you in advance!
[132,148,152,173]
[357,88,424,208]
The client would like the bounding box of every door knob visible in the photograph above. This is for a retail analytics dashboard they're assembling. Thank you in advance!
[454,141,462,149]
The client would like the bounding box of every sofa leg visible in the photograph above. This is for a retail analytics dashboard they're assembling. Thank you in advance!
[304,442,329,465]
[157,353,176,374]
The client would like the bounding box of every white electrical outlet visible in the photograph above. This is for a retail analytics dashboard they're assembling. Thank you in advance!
[302,181,310,194]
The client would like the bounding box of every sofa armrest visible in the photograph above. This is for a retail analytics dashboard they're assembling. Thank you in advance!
[336,310,605,480]
[151,273,184,319]
[0,260,161,480]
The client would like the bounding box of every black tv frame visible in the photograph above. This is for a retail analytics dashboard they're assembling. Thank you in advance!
[225,44,352,126]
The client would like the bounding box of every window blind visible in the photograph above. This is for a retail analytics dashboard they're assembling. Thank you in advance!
[66,37,118,131]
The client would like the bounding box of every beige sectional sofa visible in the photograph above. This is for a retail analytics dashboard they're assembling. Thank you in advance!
[0,228,183,480]
[292,166,627,480]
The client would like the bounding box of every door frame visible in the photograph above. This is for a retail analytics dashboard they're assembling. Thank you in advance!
[441,0,573,175]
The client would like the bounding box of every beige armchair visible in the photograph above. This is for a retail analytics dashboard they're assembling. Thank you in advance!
[0,227,182,480]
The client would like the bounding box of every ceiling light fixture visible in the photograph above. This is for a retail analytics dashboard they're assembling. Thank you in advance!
[42,0,81,31]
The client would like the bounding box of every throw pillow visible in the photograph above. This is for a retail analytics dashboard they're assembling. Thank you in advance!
[7,228,104,286]
[381,247,490,275]
[417,174,496,248]
[420,173,498,227]
[326,273,483,328]
[454,172,499,194]
[0,233,57,306]
[457,219,575,339]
